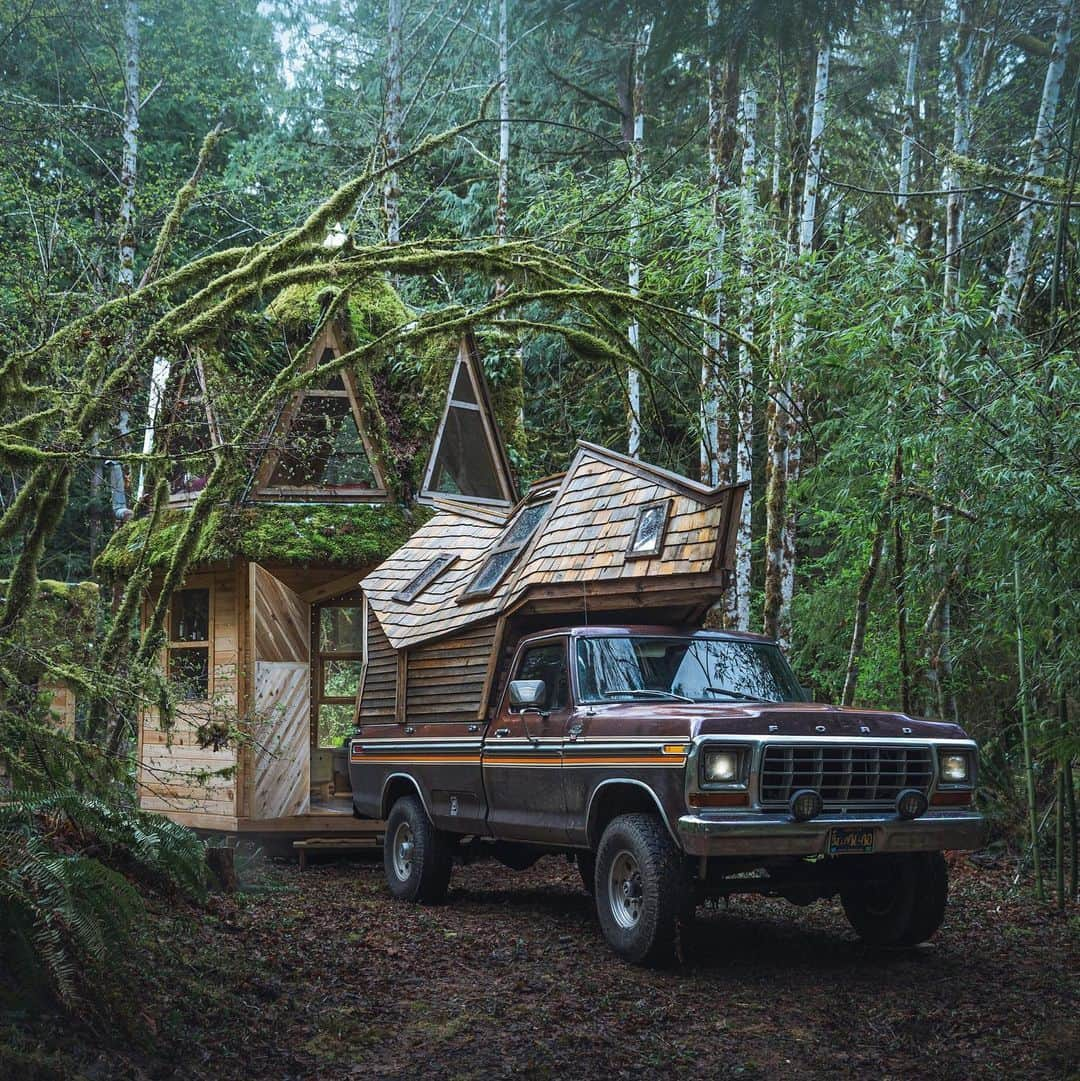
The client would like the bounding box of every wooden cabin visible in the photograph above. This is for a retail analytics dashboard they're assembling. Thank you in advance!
[96,281,522,835]
[356,442,746,725]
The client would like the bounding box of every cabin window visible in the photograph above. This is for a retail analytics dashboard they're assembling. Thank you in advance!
[167,588,211,700]
[627,499,670,558]
[420,344,515,506]
[256,345,388,500]
[315,602,364,748]
[461,500,551,600]
[392,553,458,603]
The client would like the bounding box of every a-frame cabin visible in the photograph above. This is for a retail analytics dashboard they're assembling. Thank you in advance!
[97,283,521,836]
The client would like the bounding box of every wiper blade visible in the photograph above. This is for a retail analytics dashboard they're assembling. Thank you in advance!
[703,686,770,703]
[602,689,694,703]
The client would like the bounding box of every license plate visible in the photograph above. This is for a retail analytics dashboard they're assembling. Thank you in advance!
[828,826,875,855]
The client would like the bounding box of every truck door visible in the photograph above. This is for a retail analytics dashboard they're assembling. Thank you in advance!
[482,637,571,842]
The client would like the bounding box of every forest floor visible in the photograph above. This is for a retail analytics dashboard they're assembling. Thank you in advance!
[2,850,1077,1080]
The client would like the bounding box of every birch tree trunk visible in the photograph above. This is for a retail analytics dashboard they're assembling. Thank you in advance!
[773,41,829,650]
[118,0,139,295]
[384,0,403,245]
[995,0,1074,326]
[841,515,886,706]
[894,26,919,252]
[494,0,510,300]
[732,82,757,630]
[626,22,651,459]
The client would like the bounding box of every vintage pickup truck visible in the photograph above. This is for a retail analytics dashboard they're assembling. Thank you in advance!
[347,443,985,965]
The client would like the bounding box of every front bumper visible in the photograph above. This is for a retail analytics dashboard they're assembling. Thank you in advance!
[677,809,986,858]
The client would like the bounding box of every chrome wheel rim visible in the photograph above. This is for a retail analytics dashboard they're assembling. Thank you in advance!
[608,849,644,929]
[391,821,414,881]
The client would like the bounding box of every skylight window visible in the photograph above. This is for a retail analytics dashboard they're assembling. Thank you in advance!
[461,501,551,600]
[627,499,670,558]
[392,553,458,604]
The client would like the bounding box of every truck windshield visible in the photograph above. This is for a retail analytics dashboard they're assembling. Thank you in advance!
[575,636,804,705]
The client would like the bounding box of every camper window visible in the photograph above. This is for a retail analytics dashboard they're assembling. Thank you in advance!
[167,588,211,700]
[392,553,458,603]
[461,500,551,600]
[627,499,670,558]
[316,603,363,747]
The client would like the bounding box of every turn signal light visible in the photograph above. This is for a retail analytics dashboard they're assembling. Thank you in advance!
[688,791,749,808]
[931,790,973,807]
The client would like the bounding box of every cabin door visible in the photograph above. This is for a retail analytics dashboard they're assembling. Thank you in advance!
[249,564,311,819]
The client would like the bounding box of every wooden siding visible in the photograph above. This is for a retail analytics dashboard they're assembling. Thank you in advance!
[359,602,397,719]
[405,622,497,722]
[363,442,745,652]
[137,569,241,818]
[249,564,310,819]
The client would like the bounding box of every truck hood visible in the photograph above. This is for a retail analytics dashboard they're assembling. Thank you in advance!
[583,701,969,741]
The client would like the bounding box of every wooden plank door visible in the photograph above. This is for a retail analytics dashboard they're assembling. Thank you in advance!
[250,564,311,819]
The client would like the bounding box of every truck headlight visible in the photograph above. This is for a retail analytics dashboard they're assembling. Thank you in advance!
[940,752,972,784]
[702,748,746,785]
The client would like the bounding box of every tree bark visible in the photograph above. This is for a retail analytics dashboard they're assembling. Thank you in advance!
[626,22,651,459]
[494,0,510,300]
[384,0,403,245]
[895,24,920,251]
[996,0,1074,327]
[118,0,139,295]
[841,514,886,706]
[732,81,757,630]
[892,446,912,714]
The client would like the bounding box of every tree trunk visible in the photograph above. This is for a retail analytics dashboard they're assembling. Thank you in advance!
[118,0,139,295]
[995,0,1074,327]
[895,24,919,251]
[384,0,403,245]
[626,22,651,459]
[732,81,757,630]
[777,40,829,651]
[494,0,510,300]
[892,446,911,714]
[841,514,886,706]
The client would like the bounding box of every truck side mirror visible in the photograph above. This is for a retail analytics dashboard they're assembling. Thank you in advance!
[509,679,546,710]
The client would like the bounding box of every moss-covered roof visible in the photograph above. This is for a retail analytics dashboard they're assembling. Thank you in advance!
[0,579,99,678]
[95,503,428,576]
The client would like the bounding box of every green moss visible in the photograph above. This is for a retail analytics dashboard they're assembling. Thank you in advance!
[0,578,99,677]
[265,277,412,346]
[95,503,427,576]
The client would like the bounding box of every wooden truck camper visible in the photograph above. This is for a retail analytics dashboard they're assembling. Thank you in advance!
[355,442,746,731]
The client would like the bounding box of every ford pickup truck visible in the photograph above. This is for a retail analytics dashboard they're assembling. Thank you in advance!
[349,624,984,965]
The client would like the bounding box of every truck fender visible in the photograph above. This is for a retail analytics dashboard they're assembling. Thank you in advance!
[380,772,434,823]
[584,778,681,850]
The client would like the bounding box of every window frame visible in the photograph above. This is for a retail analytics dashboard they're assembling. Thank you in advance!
[166,583,213,702]
[313,595,365,749]
[625,498,672,560]
[391,553,458,604]
[509,637,570,714]
[459,499,552,601]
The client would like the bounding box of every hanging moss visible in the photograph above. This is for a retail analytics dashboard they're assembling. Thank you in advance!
[95,502,427,575]
[0,579,99,679]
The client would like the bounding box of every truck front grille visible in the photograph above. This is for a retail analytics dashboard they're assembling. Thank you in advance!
[759,743,933,808]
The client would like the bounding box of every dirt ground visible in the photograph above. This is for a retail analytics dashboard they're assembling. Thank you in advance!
[4,852,1078,1080]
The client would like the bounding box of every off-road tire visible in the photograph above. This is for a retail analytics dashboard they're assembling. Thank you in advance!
[594,814,692,966]
[577,851,596,895]
[383,795,452,904]
[840,852,948,947]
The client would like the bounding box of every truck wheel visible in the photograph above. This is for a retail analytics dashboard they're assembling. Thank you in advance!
[594,814,691,966]
[383,794,452,904]
[577,851,596,895]
[840,852,948,947]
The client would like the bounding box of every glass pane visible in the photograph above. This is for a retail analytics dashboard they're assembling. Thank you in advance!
[323,659,363,699]
[516,643,568,710]
[468,548,517,594]
[450,361,478,404]
[164,369,213,496]
[502,501,550,546]
[170,589,209,642]
[429,406,503,500]
[318,704,355,748]
[319,606,363,653]
[269,395,376,489]
[631,503,668,554]
[170,647,209,700]
[316,350,346,391]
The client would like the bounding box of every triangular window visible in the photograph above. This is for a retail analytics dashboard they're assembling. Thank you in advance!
[159,355,220,505]
[420,336,515,506]
[255,334,388,501]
